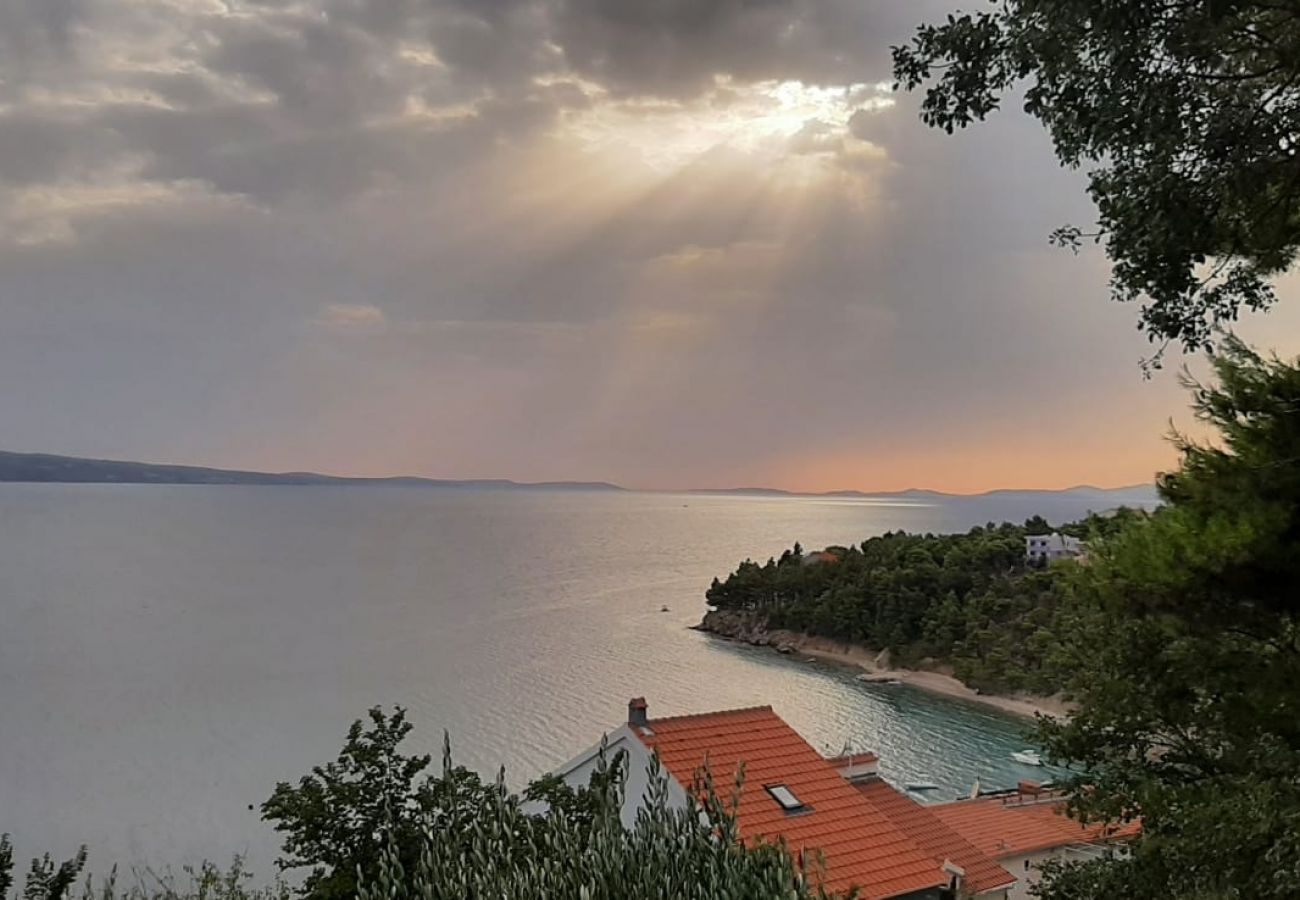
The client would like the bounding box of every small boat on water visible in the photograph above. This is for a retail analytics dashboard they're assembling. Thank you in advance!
[855,674,902,685]
[1011,749,1044,766]
[906,781,938,792]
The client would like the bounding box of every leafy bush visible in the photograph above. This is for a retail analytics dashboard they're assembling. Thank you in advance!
[6,709,839,900]
[0,842,285,900]
[267,708,836,899]
[357,751,832,900]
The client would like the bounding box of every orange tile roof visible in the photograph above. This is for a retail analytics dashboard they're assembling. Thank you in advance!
[634,706,947,899]
[853,778,1015,897]
[929,792,1141,859]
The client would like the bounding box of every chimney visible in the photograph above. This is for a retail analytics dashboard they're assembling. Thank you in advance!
[628,697,648,728]
[1015,779,1045,804]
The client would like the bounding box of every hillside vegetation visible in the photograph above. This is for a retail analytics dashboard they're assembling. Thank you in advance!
[704,511,1142,694]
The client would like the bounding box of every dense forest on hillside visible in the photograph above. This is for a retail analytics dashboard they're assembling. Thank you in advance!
[704,510,1144,694]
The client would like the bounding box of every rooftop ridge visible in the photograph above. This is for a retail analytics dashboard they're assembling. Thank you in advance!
[645,704,774,726]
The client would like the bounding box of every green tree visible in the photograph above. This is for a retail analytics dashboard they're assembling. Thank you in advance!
[0,837,11,900]
[0,839,89,900]
[18,849,85,900]
[264,709,833,900]
[893,2,1300,360]
[261,707,443,900]
[358,751,837,900]
[1034,338,1300,897]
[705,520,1094,693]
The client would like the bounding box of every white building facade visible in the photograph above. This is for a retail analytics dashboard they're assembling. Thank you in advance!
[1025,533,1083,564]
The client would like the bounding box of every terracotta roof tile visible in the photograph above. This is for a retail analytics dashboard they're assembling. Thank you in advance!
[634,706,947,898]
[929,792,1141,859]
[852,778,1015,897]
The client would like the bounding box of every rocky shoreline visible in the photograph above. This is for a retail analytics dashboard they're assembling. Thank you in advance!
[695,609,1071,720]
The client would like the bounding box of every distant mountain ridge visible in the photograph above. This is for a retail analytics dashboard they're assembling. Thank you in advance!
[0,451,622,491]
[688,483,1160,504]
[0,449,1160,504]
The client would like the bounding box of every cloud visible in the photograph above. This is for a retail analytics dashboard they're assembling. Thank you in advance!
[2,0,1295,490]
[549,0,917,98]
[0,0,925,244]
[314,303,388,335]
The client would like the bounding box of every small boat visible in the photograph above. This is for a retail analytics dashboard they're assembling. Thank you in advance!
[856,674,901,685]
[1011,750,1044,766]
[906,781,938,792]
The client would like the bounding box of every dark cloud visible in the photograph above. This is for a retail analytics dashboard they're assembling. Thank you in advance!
[0,0,85,64]
[0,0,927,211]
[549,0,915,97]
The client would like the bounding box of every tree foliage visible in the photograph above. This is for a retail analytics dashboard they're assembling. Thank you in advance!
[261,708,437,900]
[705,513,1138,694]
[0,848,286,900]
[1033,338,1300,897]
[7,710,834,900]
[356,751,833,900]
[263,708,835,900]
[893,2,1300,358]
[0,841,87,900]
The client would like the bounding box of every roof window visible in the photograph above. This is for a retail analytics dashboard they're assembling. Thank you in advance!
[764,783,807,812]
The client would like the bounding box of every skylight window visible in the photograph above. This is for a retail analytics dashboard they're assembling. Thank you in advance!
[765,783,806,812]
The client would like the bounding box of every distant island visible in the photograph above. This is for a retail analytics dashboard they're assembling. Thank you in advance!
[0,449,1161,505]
[0,450,623,491]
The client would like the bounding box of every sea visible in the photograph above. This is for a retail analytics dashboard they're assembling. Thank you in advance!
[0,484,1125,874]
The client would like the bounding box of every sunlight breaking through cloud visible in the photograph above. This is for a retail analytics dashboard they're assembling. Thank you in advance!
[559,78,895,173]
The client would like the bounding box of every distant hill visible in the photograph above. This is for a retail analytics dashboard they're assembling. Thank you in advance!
[687,483,1160,506]
[0,449,1162,506]
[0,451,623,491]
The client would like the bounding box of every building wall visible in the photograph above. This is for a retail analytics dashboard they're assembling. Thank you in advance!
[549,724,689,829]
[997,852,1044,900]
[1026,534,1082,563]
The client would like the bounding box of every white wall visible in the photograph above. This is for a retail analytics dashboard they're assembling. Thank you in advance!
[998,851,1047,900]
[548,724,690,829]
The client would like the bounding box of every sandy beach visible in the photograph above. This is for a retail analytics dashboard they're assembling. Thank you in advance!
[698,621,1072,720]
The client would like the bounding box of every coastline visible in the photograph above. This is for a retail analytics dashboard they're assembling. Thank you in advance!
[695,612,1071,720]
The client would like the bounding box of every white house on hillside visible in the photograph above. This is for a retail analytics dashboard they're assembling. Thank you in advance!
[1025,533,1083,564]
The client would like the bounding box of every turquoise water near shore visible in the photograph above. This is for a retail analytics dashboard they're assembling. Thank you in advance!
[0,484,1089,870]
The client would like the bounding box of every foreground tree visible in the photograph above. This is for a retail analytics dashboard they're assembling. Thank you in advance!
[1034,338,1300,897]
[0,842,284,900]
[264,708,836,900]
[894,2,1300,359]
[358,753,831,900]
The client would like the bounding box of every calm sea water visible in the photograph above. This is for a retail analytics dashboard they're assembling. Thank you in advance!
[0,484,1104,872]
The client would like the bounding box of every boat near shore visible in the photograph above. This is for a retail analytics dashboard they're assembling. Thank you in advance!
[857,673,902,685]
[1011,749,1043,766]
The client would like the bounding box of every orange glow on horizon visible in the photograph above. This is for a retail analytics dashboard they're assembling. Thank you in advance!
[739,435,1181,496]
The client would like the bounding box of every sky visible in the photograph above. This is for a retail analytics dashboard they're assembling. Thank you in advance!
[2,0,1299,494]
